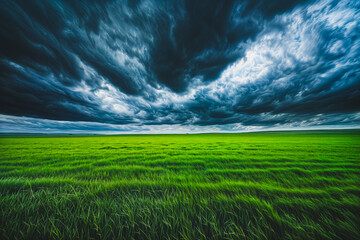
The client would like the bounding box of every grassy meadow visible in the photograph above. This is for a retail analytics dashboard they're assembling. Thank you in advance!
[0,130,360,239]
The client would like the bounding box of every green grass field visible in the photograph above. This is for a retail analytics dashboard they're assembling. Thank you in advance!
[1,130,359,239]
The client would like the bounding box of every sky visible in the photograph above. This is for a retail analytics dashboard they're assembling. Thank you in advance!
[0,0,359,134]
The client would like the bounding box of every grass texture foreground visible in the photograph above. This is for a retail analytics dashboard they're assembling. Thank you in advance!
[0,130,360,239]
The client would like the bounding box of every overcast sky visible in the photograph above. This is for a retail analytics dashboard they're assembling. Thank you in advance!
[1,0,359,133]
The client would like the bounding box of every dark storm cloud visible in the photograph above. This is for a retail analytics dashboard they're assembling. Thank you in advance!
[0,0,144,94]
[180,0,360,126]
[0,0,359,132]
[0,59,136,123]
[150,0,309,92]
[0,0,306,94]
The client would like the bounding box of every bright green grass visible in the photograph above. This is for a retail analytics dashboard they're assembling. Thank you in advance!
[0,130,359,239]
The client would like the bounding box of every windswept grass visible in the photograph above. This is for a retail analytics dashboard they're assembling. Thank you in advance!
[0,130,359,239]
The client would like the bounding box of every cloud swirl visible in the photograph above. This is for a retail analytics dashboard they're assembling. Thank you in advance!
[1,0,359,132]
